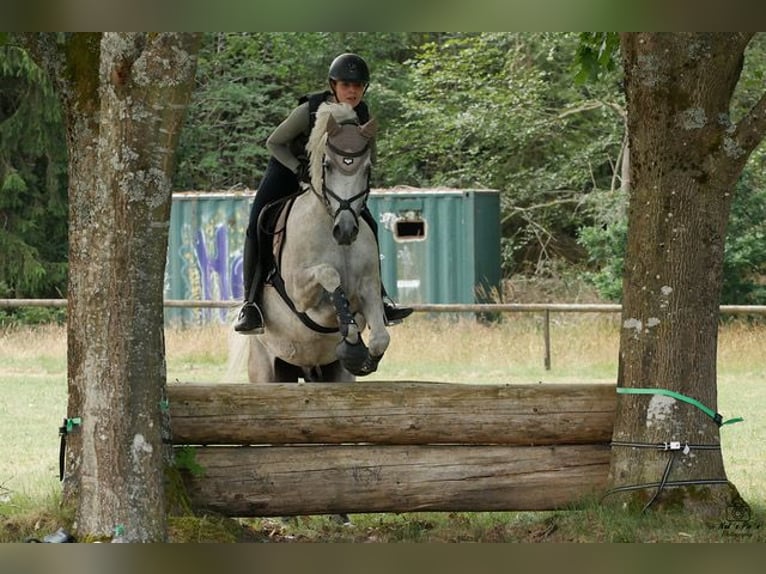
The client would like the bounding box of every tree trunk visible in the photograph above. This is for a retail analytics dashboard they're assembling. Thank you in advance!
[607,33,766,518]
[19,33,201,542]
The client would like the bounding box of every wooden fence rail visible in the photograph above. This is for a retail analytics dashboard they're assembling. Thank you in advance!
[5,298,766,314]
[167,381,616,446]
[168,382,615,516]
[4,299,766,370]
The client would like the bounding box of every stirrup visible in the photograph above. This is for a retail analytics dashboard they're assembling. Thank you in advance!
[234,302,265,334]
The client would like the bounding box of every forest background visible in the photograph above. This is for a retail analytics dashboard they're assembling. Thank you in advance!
[3,32,766,322]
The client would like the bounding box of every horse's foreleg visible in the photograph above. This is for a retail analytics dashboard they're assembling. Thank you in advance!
[292,263,362,342]
[293,263,384,376]
[332,284,380,375]
[357,284,391,369]
[247,337,276,383]
[291,263,340,309]
[332,278,390,376]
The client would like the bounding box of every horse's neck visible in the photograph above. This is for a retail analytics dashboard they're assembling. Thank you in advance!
[290,189,332,239]
[301,185,328,212]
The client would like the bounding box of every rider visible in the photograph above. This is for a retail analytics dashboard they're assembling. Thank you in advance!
[234,52,413,334]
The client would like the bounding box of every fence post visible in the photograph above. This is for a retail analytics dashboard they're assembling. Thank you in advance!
[543,309,551,370]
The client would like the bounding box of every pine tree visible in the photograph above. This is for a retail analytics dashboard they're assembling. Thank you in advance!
[0,43,68,301]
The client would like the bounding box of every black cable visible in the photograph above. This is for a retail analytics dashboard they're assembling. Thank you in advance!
[603,478,730,498]
[58,418,67,481]
[603,440,727,511]
[642,452,675,512]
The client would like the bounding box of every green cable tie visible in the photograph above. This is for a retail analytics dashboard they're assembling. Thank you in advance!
[159,399,170,412]
[616,387,743,427]
[66,417,82,433]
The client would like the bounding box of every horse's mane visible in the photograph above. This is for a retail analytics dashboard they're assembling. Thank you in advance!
[307,102,359,189]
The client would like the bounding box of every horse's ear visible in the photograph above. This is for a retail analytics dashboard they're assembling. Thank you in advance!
[360,118,378,139]
[326,114,342,136]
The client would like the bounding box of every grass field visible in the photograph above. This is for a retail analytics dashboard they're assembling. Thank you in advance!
[1,313,764,542]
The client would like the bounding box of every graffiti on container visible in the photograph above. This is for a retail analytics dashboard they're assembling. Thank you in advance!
[193,224,244,322]
[168,221,244,324]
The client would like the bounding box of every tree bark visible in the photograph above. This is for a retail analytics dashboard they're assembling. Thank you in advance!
[608,33,764,518]
[19,32,201,542]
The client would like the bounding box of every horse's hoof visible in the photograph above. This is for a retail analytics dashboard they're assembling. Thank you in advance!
[337,338,371,376]
[351,354,382,376]
[344,361,374,377]
[339,351,380,376]
[366,354,383,373]
[350,357,381,377]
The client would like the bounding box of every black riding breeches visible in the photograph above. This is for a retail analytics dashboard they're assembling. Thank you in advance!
[243,157,300,301]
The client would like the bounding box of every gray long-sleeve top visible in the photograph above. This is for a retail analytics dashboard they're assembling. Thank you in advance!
[266,100,377,174]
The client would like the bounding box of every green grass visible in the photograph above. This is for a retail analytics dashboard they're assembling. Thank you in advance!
[0,373,65,498]
[220,504,765,543]
[0,325,67,499]
[1,317,764,542]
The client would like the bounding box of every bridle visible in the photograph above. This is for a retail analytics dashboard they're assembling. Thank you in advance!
[311,123,372,226]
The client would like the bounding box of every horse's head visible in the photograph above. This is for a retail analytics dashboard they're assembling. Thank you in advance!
[308,103,378,245]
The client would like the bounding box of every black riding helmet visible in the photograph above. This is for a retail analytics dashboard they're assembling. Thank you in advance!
[328,53,370,85]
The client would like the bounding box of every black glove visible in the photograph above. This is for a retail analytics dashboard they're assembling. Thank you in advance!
[296,161,310,183]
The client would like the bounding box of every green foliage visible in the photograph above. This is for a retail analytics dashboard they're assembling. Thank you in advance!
[174,446,205,477]
[578,203,628,302]
[378,33,553,189]
[378,33,624,275]
[175,32,419,191]
[0,305,66,327]
[6,32,766,310]
[175,33,290,190]
[574,32,621,84]
[0,44,68,300]
[722,169,766,304]
[578,168,766,305]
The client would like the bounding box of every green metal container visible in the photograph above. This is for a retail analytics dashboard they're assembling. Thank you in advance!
[367,188,501,305]
[165,192,253,326]
[165,188,501,325]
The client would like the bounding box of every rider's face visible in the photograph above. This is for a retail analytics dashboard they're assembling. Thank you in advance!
[332,80,365,107]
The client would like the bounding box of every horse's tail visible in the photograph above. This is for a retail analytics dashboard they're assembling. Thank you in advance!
[224,323,251,383]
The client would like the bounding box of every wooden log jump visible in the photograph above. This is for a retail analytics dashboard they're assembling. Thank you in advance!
[167,382,616,516]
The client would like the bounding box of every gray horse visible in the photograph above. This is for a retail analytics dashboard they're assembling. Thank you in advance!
[230,102,390,383]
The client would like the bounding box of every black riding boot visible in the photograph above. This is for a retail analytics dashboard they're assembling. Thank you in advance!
[234,300,264,334]
[235,234,266,334]
[361,208,414,325]
[236,157,299,333]
[382,294,413,325]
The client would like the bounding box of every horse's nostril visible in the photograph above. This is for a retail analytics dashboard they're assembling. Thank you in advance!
[333,226,351,245]
[333,220,359,246]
